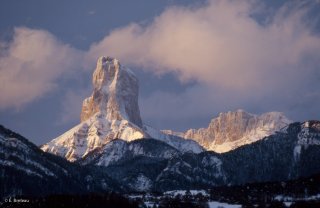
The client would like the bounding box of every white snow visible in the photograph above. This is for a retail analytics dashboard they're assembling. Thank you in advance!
[297,123,320,146]
[292,122,320,161]
[208,201,241,208]
[275,194,320,206]
[293,145,301,161]
[202,156,221,166]
[41,113,147,161]
[0,134,56,177]
[144,201,156,208]
[0,159,43,178]
[164,190,209,197]
[201,156,224,178]
[145,125,204,154]
[96,140,127,166]
[0,137,31,153]
[131,174,152,192]
[284,202,293,207]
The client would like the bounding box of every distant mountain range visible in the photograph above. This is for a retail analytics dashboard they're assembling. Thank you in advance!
[1,56,320,199]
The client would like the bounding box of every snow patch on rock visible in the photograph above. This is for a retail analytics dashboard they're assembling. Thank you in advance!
[131,174,152,192]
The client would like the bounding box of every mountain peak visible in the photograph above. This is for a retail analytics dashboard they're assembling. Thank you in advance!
[93,56,120,90]
[42,56,203,161]
[179,110,292,153]
[81,56,142,127]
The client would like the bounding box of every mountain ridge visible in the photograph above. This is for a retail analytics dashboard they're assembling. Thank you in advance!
[165,109,292,153]
[101,121,320,191]
[2,120,320,195]
[0,124,123,198]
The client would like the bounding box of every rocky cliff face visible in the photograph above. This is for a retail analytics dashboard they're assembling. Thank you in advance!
[41,57,148,161]
[41,56,203,162]
[80,56,142,127]
[169,110,292,153]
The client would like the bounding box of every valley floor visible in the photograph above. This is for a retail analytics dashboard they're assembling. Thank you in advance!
[1,191,320,208]
[128,190,320,208]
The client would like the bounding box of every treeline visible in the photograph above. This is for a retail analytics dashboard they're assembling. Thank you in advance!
[208,173,320,207]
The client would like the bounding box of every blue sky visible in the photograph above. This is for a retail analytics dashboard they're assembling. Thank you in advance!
[0,0,320,145]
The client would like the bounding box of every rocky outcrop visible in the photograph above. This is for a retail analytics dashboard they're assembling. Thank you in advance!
[80,56,142,127]
[168,110,292,153]
[42,57,148,161]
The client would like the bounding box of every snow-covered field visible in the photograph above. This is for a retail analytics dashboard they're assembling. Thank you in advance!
[164,189,209,197]
[208,201,241,208]
[275,194,320,207]
[129,190,320,208]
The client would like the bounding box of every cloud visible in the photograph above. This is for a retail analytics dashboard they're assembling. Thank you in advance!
[88,0,320,128]
[0,27,84,110]
[88,0,320,90]
[1,0,320,129]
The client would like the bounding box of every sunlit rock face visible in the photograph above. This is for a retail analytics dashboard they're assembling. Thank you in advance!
[81,56,142,127]
[182,110,292,153]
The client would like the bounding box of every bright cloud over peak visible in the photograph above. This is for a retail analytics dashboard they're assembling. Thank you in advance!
[89,0,320,91]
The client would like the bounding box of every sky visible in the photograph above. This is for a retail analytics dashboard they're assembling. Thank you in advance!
[0,0,320,145]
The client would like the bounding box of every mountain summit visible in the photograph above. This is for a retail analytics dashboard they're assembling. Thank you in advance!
[42,57,203,161]
[81,56,142,127]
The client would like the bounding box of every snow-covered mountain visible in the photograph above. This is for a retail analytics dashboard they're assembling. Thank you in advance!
[293,120,320,161]
[100,121,320,192]
[0,124,120,197]
[80,138,180,167]
[2,120,320,194]
[165,109,292,153]
[41,56,203,162]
